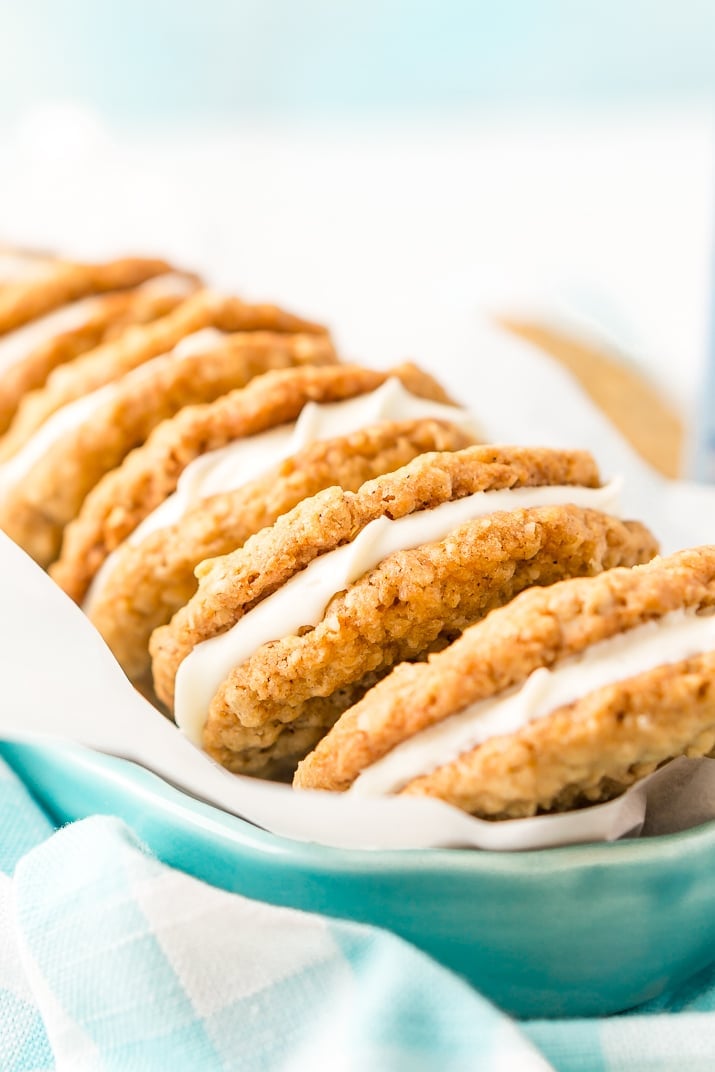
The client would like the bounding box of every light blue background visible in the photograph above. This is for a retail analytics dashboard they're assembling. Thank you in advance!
[2,1,715,121]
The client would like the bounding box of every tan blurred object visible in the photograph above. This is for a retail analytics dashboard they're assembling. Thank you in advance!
[499,318,684,479]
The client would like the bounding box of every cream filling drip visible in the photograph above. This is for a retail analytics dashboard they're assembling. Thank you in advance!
[0,271,195,377]
[0,327,227,504]
[84,379,477,611]
[174,477,622,745]
[349,608,715,796]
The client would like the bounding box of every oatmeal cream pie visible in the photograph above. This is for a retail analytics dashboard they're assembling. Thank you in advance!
[0,288,326,461]
[51,363,467,603]
[0,255,175,337]
[86,417,477,687]
[150,445,656,779]
[295,546,715,819]
[0,329,337,567]
[0,269,200,436]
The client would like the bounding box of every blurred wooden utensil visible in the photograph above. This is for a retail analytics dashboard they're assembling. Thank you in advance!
[499,317,684,479]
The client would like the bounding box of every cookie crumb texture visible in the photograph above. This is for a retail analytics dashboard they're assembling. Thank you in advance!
[88,418,476,684]
[194,506,655,778]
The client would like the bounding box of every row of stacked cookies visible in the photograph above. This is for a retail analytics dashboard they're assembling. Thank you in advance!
[1,248,713,821]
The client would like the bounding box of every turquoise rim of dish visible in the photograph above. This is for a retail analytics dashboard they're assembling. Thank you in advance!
[6,737,715,875]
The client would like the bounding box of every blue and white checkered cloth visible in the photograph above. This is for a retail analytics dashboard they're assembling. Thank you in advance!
[2,757,715,1072]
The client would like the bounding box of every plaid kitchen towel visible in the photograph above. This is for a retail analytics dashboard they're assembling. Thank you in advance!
[1,756,714,1072]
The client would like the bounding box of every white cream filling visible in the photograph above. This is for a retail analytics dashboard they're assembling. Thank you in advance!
[0,327,227,504]
[0,271,195,377]
[166,326,226,359]
[349,608,715,796]
[0,383,117,502]
[126,379,477,545]
[84,379,477,611]
[174,476,622,745]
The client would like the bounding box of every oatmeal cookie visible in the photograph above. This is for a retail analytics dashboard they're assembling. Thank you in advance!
[149,444,655,778]
[295,547,715,819]
[0,255,173,336]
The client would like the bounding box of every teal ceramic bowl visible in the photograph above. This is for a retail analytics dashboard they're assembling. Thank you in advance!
[3,737,715,1020]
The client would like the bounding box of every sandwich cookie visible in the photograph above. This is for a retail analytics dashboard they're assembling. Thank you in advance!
[51,363,460,603]
[86,417,477,686]
[0,255,174,337]
[295,547,715,818]
[150,445,656,779]
[0,329,337,567]
[0,270,199,436]
[0,289,326,461]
